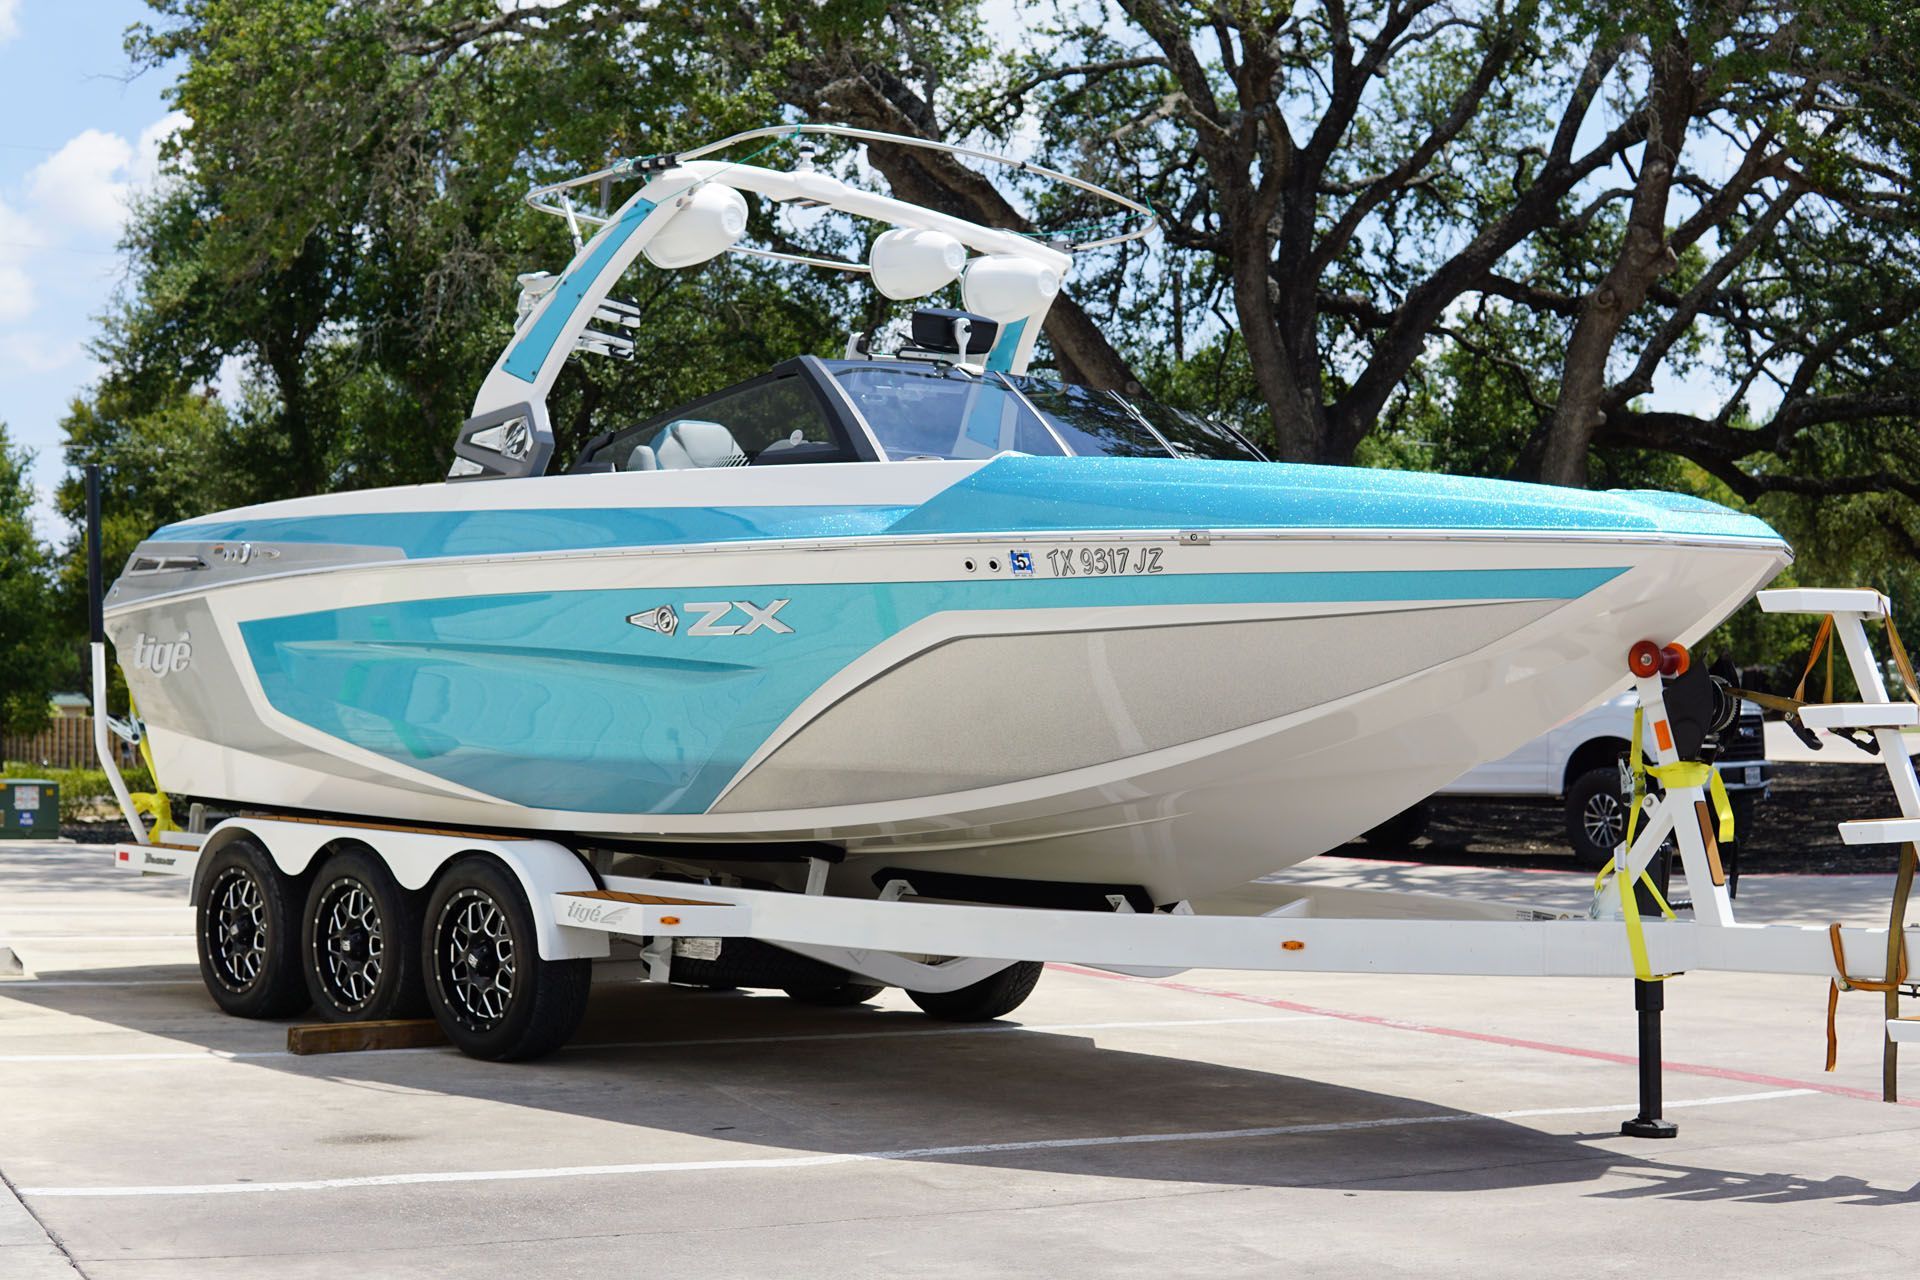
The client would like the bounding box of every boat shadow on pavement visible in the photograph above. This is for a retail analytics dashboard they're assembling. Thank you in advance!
[3,965,1916,1210]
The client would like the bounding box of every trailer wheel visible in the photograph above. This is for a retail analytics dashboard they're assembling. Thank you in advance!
[907,960,1042,1021]
[194,838,309,1019]
[301,847,426,1022]
[784,980,885,1007]
[422,857,590,1061]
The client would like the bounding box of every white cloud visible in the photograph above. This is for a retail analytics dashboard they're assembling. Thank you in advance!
[132,110,190,187]
[0,1,19,44]
[27,129,137,237]
[0,330,82,375]
[0,197,39,322]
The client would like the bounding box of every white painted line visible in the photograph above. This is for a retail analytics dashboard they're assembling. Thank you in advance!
[0,935,192,943]
[16,1090,1813,1198]
[0,906,186,914]
[0,978,196,989]
[0,1015,1325,1065]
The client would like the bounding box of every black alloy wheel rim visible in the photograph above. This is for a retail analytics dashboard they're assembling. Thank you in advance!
[435,887,516,1031]
[312,877,383,1012]
[1583,791,1626,851]
[208,866,269,993]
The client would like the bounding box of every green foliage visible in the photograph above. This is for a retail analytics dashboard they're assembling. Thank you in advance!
[1,761,158,825]
[0,426,62,738]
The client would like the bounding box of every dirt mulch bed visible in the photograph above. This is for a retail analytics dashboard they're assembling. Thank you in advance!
[1355,763,1905,875]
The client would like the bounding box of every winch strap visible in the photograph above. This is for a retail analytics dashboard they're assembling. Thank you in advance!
[1796,614,1835,705]
[1825,912,1912,1076]
[1883,614,1920,706]
[1883,841,1917,1101]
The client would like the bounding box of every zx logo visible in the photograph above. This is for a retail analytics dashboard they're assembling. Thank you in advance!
[685,599,794,636]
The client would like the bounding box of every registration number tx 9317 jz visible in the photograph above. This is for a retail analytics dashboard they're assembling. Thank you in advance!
[1045,546,1166,577]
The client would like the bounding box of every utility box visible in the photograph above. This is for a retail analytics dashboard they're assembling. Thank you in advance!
[1,780,58,839]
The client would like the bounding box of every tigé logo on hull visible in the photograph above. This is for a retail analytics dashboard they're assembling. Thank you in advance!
[626,600,793,637]
[131,632,194,676]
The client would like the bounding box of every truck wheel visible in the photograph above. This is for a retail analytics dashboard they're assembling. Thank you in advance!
[195,838,309,1019]
[301,847,426,1023]
[1565,767,1630,870]
[422,856,590,1061]
[908,960,1042,1021]
[784,981,885,1007]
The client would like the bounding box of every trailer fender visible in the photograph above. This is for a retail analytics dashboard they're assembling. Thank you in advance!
[196,818,608,960]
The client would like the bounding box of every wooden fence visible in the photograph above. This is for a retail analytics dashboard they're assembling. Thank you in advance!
[3,716,139,770]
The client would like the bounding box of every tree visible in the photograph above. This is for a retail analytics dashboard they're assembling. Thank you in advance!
[1012,1,1920,499]
[82,0,1920,592]
[0,425,61,739]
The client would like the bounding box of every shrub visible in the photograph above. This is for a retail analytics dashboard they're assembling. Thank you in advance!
[3,761,158,824]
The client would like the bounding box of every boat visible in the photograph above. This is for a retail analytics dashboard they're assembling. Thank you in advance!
[102,125,1792,908]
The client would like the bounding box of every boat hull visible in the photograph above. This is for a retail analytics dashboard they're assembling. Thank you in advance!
[106,463,1788,903]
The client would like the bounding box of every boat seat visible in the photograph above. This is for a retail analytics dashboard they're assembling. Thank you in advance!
[655,419,749,470]
[756,429,809,459]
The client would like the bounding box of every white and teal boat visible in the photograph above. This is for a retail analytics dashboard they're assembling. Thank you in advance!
[106,127,1789,907]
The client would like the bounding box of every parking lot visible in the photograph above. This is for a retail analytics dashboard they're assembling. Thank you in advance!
[2,840,1916,1278]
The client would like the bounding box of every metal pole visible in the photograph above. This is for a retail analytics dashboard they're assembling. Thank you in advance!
[1622,848,1678,1138]
[86,463,103,643]
[84,462,148,844]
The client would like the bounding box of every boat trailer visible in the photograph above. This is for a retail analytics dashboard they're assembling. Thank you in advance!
[100,585,1919,1127]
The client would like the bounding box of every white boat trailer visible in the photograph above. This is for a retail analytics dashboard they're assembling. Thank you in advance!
[100,584,1919,1123]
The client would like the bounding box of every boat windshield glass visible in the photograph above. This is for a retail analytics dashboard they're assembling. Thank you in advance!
[1011,381,1165,457]
[833,366,1067,460]
[828,363,1266,462]
[1123,398,1266,461]
[578,372,856,471]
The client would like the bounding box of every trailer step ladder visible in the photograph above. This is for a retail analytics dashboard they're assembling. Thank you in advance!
[1758,587,1920,1100]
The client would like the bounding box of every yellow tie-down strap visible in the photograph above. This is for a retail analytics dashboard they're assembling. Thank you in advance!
[1646,761,1734,844]
[127,696,179,837]
[1596,707,1734,982]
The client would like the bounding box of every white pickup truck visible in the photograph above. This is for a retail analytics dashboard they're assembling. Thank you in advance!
[1367,691,1771,868]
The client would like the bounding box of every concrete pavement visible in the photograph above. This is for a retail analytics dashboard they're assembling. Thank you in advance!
[1,841,1915,1277]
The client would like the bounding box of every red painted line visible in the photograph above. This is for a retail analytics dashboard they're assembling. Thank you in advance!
[1051,964,1920,1109]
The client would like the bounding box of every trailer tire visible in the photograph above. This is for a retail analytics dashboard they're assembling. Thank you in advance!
[301,847,427,1022]
[907,960,1043,1021]
[195,838,309,1020]
[784,981,885,1007]
[422,856,590,1062]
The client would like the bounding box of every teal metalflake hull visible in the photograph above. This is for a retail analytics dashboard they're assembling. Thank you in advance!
[241,566,1627,815]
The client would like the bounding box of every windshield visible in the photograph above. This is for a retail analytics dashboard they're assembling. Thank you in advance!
[828,362,1265,462]
[835,366,1067,460]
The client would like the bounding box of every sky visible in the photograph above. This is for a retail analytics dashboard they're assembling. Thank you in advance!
[0,0,178,540]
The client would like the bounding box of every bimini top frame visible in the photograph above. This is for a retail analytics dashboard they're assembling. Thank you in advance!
[450,123,1154,482]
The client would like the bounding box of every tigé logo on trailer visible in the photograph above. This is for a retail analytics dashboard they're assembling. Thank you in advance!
[626,600,793,637]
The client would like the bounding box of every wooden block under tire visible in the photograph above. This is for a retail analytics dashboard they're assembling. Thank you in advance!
[287,1018,447,1055]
